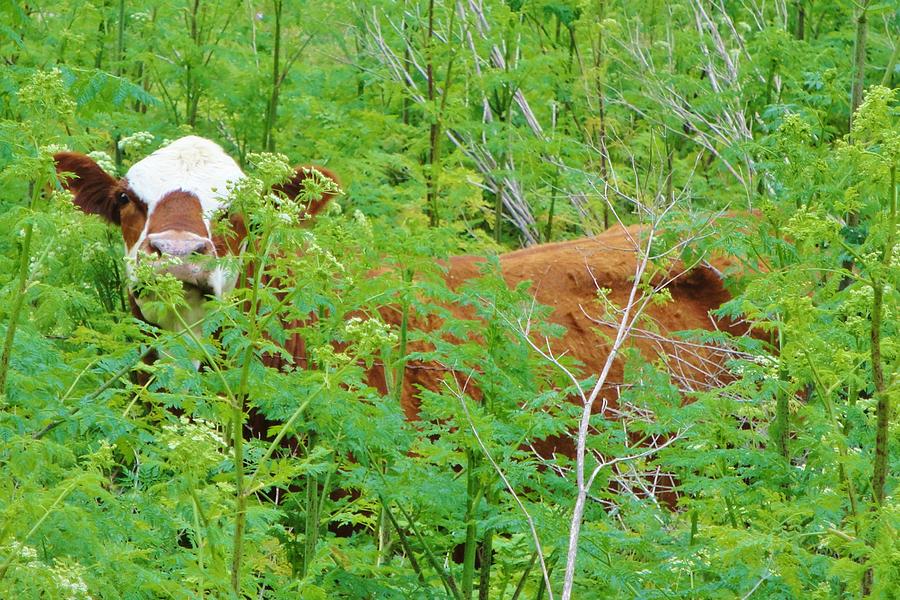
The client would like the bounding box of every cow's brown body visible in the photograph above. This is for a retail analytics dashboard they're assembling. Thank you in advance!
[361,223,741,429]
[56,137,741,467]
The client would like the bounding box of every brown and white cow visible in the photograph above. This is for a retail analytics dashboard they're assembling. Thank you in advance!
[56,136,743,453]
[54,136,338,334]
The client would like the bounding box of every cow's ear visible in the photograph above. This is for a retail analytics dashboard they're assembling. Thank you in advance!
[53,152,120,224]
[274,165,341,219]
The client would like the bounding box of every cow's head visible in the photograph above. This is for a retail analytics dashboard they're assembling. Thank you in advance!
[55,135,337,331]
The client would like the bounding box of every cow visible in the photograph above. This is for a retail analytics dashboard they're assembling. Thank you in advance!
[55,135,744,502]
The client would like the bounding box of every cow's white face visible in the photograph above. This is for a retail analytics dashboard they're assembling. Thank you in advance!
[55,136,338,333]
[119,136,245,328]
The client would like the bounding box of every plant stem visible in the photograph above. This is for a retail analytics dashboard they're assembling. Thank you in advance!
[803,352,862,537]
[397,502,463,600]
[0,181,40,396]
[772,324,791,462]
[508,551,536,600]
[263,0,282,151]
[393,268,412,403]
[462,449,479,600]
[477,520,493,600]
[881,36,899,87]
[380,496,426,584]
[425,0,439,227]
[302,472,319,578]
[842,2,872,293]
[116,0,126,76]
[230,220,272,595]
[850,3,870,128]
[871,164,895,506]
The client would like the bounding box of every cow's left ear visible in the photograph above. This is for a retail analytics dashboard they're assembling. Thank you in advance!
[54,152,121,224]
[274,165,341,219]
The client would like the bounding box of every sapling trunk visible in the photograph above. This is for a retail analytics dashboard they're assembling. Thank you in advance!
[393,268,412,403]
[263,0,283,151]
[380,497,426,584]
[461,449,479,600]
[301,472,319,578]
[842,2,870,288]
[186,0,202,127]
[508,551,537,600]
[595,0,609,231]
[545,168,558,242]
[424,0,456,228]
[850,4,869,128]
[230,220,273,594]
[773,322,790,462]
[494,188,503,243]
[871,164,895,506]
[93,1,107,69]
[882,40,899,87]
[0,181,40,396]
[0,223,33,396]
[477,499,494,600]
[425,0,439,227]
[115,0,125,76]
[396,502,463,599]
[229,399,247,593]
[665,133,674,205]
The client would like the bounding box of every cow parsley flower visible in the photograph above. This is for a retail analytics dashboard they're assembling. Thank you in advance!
[248,152,295,188]
[118,131,155,154]
[18,68,76,118]
[87,151,116,176]
[345,316,398,348]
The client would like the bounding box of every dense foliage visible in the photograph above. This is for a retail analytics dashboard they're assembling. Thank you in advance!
[0,1,897,598]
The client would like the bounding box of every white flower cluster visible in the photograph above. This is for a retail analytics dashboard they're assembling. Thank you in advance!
[54,562,92,600]
[753,354,780,380]
[269,191,302,225]
[43,143,67,155]
[248,151,295,187]
[118,131,154,154]
[344,316,398,348]
[86,151,116,176]
[306,240,346,275]
[161,416,227,451]
[1,542,93,599]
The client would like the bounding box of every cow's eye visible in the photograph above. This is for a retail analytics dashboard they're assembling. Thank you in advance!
[116,192,130,206]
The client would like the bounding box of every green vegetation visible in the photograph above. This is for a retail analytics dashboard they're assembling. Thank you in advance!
[0,1,897,598]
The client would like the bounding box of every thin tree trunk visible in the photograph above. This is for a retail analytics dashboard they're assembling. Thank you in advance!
[850,5,869,127]
[596,0,609,231]
[425,0,440,227]
[842,2,871,290]
[871,164,895,507]
[187,0,202,128]
[461,450,479,600]
[263,0,283,151]
[0,184,37,395]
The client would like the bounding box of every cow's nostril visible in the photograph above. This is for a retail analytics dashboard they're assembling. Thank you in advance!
[191,241,213,256]
[147,239,164,257]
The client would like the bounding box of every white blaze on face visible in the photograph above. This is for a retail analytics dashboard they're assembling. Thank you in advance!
[125,136,246,330]
[125,135,245,226]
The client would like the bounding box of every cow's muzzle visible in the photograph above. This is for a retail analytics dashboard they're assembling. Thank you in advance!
[140,231,218,293]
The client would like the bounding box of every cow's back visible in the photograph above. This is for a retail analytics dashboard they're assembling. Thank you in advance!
[376,224,742,420]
